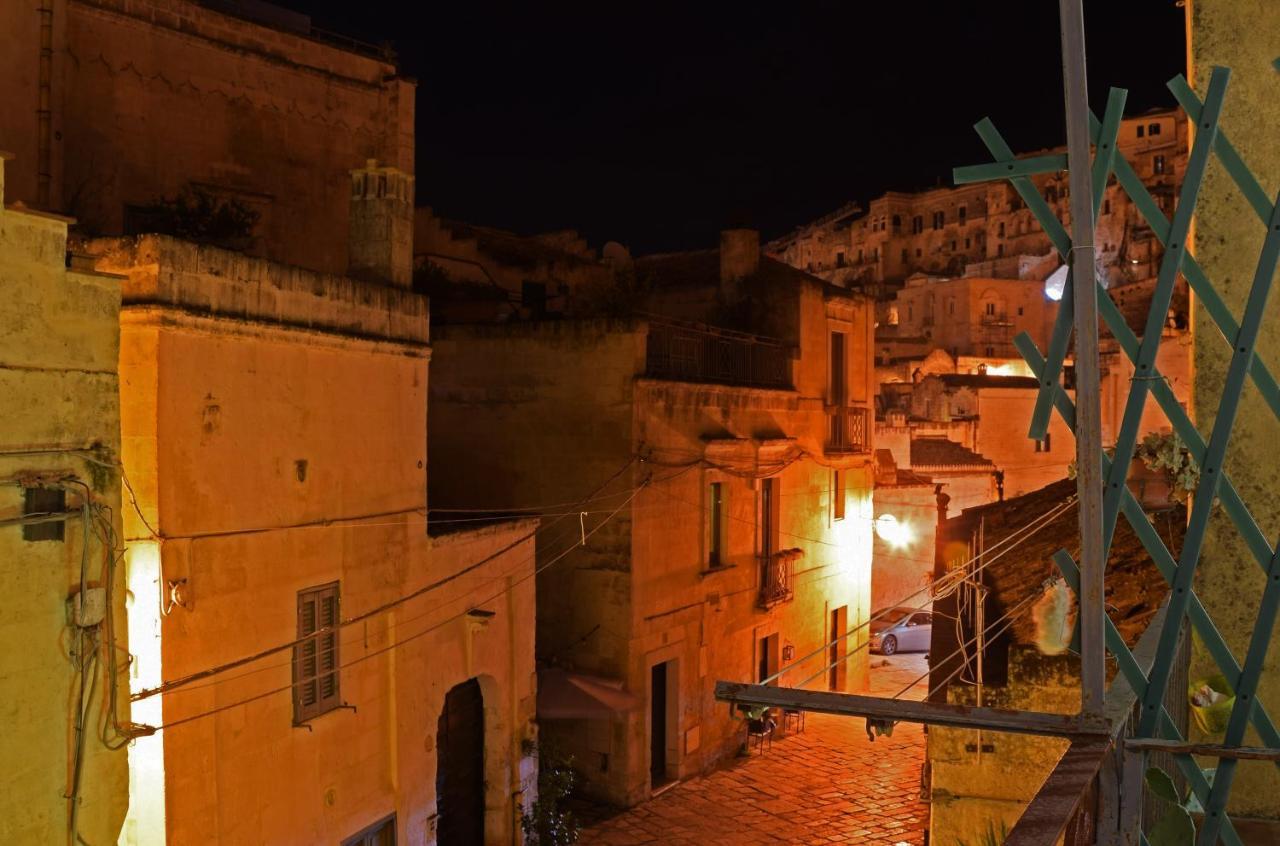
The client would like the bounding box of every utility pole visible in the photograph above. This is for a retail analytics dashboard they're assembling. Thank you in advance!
[1058,0,1105,718]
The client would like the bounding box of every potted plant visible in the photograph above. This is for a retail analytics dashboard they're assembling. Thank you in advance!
[1131,432,1199,511]
[1068,432,1199,512]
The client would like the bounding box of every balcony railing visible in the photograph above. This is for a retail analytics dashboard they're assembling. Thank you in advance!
[644,321,791,390]
[757,552,795,609]
[826,406,870,454]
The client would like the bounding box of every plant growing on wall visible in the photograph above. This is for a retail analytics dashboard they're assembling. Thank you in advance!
[521,742,582,846]
[129,185,259,248]
[1134,431,1199,496]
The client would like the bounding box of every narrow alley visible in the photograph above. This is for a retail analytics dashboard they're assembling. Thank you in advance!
[575,655,930,846]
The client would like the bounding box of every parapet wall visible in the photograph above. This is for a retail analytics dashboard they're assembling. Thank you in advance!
[86,234,428,345]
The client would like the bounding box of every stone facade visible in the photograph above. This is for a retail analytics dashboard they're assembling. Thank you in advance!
[0,0,415,276]
[93,232,536,845]
[0,152,128,844]
[429,236,878,807]
[769,109,1188,298]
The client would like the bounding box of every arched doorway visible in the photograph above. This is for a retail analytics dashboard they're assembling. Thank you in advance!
[436,678,485,845]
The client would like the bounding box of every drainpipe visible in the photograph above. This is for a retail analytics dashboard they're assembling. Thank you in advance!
[36,0,54,209]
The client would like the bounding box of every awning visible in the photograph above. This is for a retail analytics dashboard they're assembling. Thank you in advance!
[537,668,641,721]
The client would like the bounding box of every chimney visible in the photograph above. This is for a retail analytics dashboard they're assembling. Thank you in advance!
[348,159,415,288]
[719,229,760,291]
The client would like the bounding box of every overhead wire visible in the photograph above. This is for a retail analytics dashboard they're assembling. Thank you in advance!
[149,480,649,733]
[757,495,1077,687]
[130,456,643,703]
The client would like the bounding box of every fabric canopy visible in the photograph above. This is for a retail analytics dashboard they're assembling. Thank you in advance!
[537,668,641,720]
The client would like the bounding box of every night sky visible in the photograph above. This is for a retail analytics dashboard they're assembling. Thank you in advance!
[282,1,1186,254]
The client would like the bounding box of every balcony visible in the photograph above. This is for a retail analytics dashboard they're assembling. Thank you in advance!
[825,406,870,454]
[757,550,798,609]
[644,321,791,390]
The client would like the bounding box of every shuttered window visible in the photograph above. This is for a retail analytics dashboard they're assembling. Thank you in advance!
[293,582,340,723]
[342,814,395,846]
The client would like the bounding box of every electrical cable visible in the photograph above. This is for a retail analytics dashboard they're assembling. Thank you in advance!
[152,462,701,701]
[149,480,648,733]
[130,456,644,703]
[756,495,1076,687]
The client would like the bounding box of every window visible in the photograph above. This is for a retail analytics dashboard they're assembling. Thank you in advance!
[832,470,846,521]
[958,205,967,222]
[950,240,957,251]
[997,221,1005,237]
[909,612,932,627]
[829,331,847,404]
[915,248,922,258]
[1104,199,1111,215]
[985,302,996,316]
[521,281,547,318]
[1035,432,1052,453]
[1017,306,1024,316]
[1136,124,1145,138]
[1149,122,1161,136]
[1154,155,1166,175]
[23,486,66,542]
[759,478,780,560]
[857,249,863,262]
[965,238,971,249]
[708,482,726,567]
[892,214,902,232]
[836,251,846,268]
[343,815,396,846]
[997,244,1004,257]
[294,582,340,723]
[912,215,924,234]
[985,346,995,356]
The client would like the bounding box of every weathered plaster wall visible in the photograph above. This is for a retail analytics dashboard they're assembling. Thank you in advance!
[929,648,1079,846]
[1189,0,1280,819]
[0,159,128,844]
[871,484,936,613]
[113,242,533,845]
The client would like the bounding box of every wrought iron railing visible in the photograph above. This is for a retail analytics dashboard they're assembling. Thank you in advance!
[757,552,794,609]
[644,321,791,389]
[825,406,870,454]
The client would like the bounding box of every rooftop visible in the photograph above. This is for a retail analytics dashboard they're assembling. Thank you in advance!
[911,438,994,469]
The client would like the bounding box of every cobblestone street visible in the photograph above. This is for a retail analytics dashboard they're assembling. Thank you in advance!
[575,654,930,846]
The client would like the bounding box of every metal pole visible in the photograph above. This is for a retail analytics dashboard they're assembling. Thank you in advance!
[1058,0,1105,718]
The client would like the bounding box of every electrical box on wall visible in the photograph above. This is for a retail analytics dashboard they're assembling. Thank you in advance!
[67,587,106,627]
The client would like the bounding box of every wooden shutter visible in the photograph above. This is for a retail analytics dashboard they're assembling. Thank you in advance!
[293,582,340,723]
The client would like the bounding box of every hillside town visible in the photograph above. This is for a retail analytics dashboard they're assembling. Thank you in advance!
[2,1,1278,845]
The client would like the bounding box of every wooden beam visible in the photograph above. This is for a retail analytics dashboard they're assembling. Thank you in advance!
[1125,739,1280,762]
[712,682,1108,738]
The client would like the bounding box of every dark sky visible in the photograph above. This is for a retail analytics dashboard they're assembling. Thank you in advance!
[282,1,1186,254]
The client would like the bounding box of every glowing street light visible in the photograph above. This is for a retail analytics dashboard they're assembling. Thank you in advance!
[875,513,913,548]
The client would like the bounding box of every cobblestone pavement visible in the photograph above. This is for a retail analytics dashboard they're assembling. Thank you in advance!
[575,654,930,846]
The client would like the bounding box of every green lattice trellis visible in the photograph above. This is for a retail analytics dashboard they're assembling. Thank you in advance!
[954,67,1280,846]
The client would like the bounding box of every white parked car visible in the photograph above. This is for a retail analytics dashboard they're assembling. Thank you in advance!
[869,607,933,655]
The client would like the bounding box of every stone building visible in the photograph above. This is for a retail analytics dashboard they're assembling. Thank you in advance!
[88,168,539,845]
[769,108,1187,299]
[429,230,878,806]
[876,273,1059,363]
[413,208,616,322]
[0,152,129,845]
[0,0,414,276]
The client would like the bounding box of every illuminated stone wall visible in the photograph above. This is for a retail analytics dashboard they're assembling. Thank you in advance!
[102,235,536,845]
[0,154,128,845]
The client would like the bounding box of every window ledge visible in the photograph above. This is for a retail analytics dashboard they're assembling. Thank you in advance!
[699,563,738,578]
